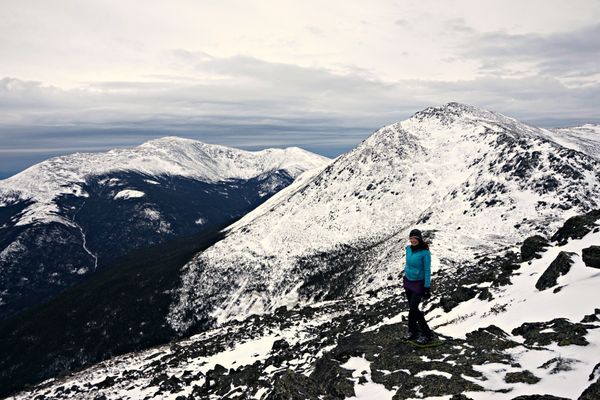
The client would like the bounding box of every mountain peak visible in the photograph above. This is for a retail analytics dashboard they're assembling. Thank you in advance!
[166,103,600,331]
[402,101,551,143]
[139,135,199,145]
[411,101,506,123]
[0,138,330,227]
[137,136,229,153]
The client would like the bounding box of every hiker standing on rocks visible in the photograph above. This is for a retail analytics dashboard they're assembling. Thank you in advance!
[402,228,435,344]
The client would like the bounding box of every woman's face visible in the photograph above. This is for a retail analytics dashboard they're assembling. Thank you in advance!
[409,236,419,245]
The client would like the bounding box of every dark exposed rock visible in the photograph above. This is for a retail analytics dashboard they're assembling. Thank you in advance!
[158,375,184,394]
[579,362,600,400]
[266,369,322,400]
[539,357,579,374]
[535,251,577,291]
[274,305,288,315]
[582,246,600,269]
[551,209,600,245]
[465,325,520,351]
[477,287,493,301]
[441,286,478,312]
[311,357,355,398]
[450,395,474,400]
[512,318,595,347]
[521,235,550,262]
[510,395,570,400]
[271,338,290,352]
[93,376,115,389]
[504,370,540,384]
[579,381,600,400]
[580,309,600,323]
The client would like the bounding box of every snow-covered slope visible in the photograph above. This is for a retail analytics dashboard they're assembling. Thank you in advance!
[167,102,600,333]
[10,210,600,399]
[547,124,600,160]
[0,136,329,227]
[0,137,330,319]
[4,103,600,400]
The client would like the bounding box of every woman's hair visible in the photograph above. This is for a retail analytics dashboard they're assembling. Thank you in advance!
[410,237,430,251]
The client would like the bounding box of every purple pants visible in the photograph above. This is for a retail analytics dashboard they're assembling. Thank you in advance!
[403,276,425,294]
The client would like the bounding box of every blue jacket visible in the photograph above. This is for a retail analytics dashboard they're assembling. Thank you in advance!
[404,245,431,288]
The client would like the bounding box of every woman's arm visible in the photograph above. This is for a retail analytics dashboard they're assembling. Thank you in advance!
[423,250,431,288]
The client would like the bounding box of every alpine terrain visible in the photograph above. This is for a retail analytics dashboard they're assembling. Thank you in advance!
[167,103,600,334]
[0,137,330,319]
[4,103,600,399]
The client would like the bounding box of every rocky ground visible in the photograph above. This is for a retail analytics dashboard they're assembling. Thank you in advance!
[8,210,600,400]
[12,294,599,400]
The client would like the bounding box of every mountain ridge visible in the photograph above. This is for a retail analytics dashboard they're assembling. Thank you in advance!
[0,137,330,320]
[167,102,600,333]
[0,136,329,227]
[2,102,600,399]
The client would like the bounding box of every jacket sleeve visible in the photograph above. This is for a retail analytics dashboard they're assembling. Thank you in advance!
[423,250,431,288]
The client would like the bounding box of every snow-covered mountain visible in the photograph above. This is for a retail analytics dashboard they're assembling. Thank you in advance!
[9,208,600,399]
[167,102,600,334]
[3,103,600,399]
[547,124,600,160]
[0,136,328,227]
[0,137,330,319]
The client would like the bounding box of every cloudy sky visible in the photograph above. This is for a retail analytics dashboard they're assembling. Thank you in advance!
[1,0,599,177]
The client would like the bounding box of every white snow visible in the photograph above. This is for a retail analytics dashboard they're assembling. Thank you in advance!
[429,228,600,337]
[0,136,330,227]
[340,356,396,400]
[546,123,600,160]
[114,189,145,200]
[168,102,600,332]
[414,370,452,379]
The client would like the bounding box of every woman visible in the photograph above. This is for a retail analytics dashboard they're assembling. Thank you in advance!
[402,228,434,344]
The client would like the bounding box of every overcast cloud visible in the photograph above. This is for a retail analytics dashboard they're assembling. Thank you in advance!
[1,0,599,177]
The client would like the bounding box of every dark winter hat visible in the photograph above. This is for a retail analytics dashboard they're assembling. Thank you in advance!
[409,228,423,240]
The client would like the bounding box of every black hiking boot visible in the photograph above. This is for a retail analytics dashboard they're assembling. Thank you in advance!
[415,332,435,345]
[402,331,419,341]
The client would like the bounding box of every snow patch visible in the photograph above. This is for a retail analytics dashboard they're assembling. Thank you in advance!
[114,190,145,200]
[340,356,396,400]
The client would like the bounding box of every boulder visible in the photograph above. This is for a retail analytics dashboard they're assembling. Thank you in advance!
[512,318,591,347]
[535,251,577,291]
[521,235,550,262]
[504,370,540,384]
[582,246,600,269]
[551,210,600,245]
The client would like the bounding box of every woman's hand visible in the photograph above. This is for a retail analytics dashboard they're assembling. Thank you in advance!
[423,287,431,299]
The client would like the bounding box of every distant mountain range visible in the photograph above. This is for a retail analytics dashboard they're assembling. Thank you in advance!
[0,137,329,319]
